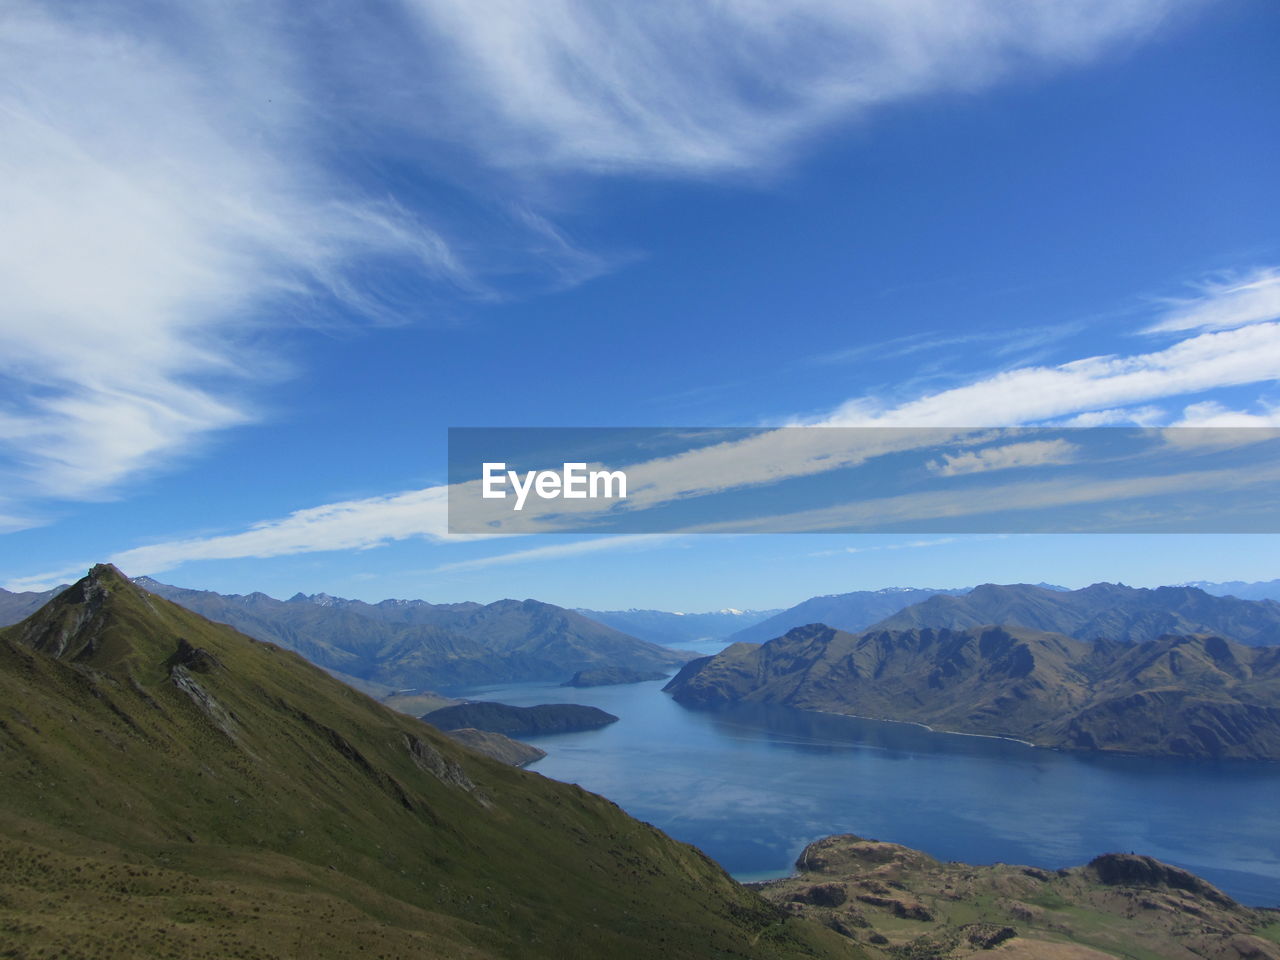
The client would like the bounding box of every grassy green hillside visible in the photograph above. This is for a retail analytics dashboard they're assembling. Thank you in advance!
[0,565,854,960]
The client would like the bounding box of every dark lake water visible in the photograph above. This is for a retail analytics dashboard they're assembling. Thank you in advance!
[458,668,1280,907]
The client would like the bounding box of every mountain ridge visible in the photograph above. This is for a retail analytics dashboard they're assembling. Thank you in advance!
[121,577,691,690]
[0,564,851,959]
[725,587,971,645]
[577,606,780,646]
[870,581,1280,646]
[664,622,1280,759]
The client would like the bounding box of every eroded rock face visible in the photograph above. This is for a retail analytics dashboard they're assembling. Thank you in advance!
[789,883,847,907]
[442,727,546,767]
[403,733,482,797]
[964,923,1017,949]
[1086,853,1235,906]
[168,638,221,673]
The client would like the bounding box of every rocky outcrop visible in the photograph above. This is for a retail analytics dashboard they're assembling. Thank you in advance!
[756,834,1280,959]
[1087,853,1235,906]
[443,727,547,767]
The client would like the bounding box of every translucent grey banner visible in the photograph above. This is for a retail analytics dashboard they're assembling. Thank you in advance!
[447,427,1280,534]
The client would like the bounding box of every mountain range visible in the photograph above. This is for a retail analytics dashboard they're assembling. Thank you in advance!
[665,623,1280,759]
[577,606,779,646]
[117,577,690,692]
[869,582,1280,646]
[0,583,67,625]
[723,588,971,645]
[1184,578,1280,602]
[0,565,849,959]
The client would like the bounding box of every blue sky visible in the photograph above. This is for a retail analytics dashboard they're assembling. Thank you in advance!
[2,0,1278,611]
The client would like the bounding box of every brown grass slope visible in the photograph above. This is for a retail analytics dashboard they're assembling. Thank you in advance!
[0,565,854,960]
[757,834,1280,959]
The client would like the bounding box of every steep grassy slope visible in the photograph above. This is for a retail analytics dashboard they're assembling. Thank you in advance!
[0,565,853,960]
[665,624,1280,759]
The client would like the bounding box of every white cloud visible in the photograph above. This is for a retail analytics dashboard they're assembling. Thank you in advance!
[1146,268,1280,334]
[683,460,1280,534]
[404,0,1187,174]
[109,486,459,574]
[14,265,1278,584]
[1,0,1192,515]
[431,534,681,574]
[1058,405,1166,427]
[0,2,466,506]
[814,321,1280,427]
[4,486,458,590]
[927,439,1078,476]
[808,536,957,557]
[1172,401,1280,428]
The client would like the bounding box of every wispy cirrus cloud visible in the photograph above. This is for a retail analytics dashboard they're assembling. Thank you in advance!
[814,320,1280,427]
[0,1,470,515]
[1145,268,1280,335]
[404,0,1191,174]
[3,486,458,591]
[927,439,1079,477]
[808,536,958,558]
[12,256,1280,591]
[1,0,1195,525]
[431,534,682,574]
[12,261,1280,590]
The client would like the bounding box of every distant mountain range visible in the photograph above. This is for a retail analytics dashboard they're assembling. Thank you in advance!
[119,578,690,691]
[870,582,1280,646]
[1183,578,1280,602]
[665,623,1280,759]
[0,583,68,625]
[5,576,1278,697]
[724,588,972,644]
[0,564,845,959]
[576,606,779,645]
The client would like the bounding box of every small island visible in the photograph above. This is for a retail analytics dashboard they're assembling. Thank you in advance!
[423,700,619,737]
[562,666,669,687]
